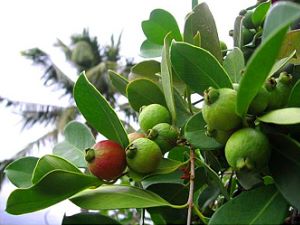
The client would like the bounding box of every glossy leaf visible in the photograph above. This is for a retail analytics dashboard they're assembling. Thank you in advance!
[6,170,102,215]
[74,73,129,148]
[209,185,289,225]
[184,111,222,150]
[161,33,176,123]
[129,60,160,82]
[108,70,128,96]
[142,170,184,189]
[183,2,222,62]
[268,50,296,77]
[62,212,121,225]
[269,136,300,210]
[126,78,166,111]
[70,185,172,210]
[236,3,300,117]
[278,30,300,64]
[4,157,39,188]
[258,108,300,125]
[288,79,300,107]
[140,40,162,58]
[53,121,95,167]
[170,42,232,95]
[252,1,271,26]
[142,9,181,45]
[233,16,243,48]
[223,47,245,83]
[32,154,81,184]
[173,89,191,128]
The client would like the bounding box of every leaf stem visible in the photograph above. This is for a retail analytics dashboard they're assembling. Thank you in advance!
[187,147,195,225]
[186,88,194,115]
[193,204,209,225]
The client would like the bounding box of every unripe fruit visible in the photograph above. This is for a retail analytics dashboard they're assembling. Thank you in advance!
[225,128,271,171]
[205,125,234,145]
[71,41,95,67]
[138,104,171,132]
[202,87,242,131]
[147,123,179,154]
[248,86,270,115]
[220,41,228,57]
[128,132,146,143]
[267,73,293,110]
[126,138,162,174]
[242,27,255,45]
[85,140,126,181]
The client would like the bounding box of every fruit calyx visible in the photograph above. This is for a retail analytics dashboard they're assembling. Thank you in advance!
[85,148,96,162]
[125,144,137,159]
[204,87,220,105]
[278,72,293,85]
[147,128,159,139]
[265,77,277,91]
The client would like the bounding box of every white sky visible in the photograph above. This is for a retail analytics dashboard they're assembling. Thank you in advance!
[0,0,256,224]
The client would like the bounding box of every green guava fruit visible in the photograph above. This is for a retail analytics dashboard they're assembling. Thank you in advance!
[85,140,126,181]
[248,86,270,115]
[126,138,162,174]
[225,128,271,171]
[205,125,234,145]
[128,132,146,143]
[242,27,255,45]
[202,87,242,131]
[71,41,95,67]
[267,73,293,110]
[138,104,171,132]
[220,41,228,57]
[147,123,179,154]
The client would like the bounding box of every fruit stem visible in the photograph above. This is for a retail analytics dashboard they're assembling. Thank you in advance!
[186,147,195,225]
[85,148,95,162]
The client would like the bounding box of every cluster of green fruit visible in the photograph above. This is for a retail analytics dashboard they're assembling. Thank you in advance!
[202,71,292,172]
[84,104,179,181]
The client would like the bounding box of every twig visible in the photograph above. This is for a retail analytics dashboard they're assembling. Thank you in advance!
[187,147,195,225]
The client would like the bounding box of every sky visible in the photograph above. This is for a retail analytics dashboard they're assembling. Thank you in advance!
[0,0,256,224]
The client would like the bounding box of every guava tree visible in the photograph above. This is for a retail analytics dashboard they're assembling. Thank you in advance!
[4,1,300,224]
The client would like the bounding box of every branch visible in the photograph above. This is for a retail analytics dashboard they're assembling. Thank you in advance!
[187,147,195,225]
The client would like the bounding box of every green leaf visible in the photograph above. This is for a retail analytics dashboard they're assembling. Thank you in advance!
[236,3,300,117]
[74,72,129,148]
[262,2,300,40]
[4,157,39,188]
[141,170,184,189]
[70,185,172,210]
[140,40,162,58]
[6,170,102,215]
[173,89,191,128]
[252,1,271,27]
[184,112,222,150]
[108,70,129,96]
[142,9,182,45]
[223,47,245,83]
[196,158,229,200]
[258,108,300,125]
[233,16,243,48]
[126,78,166,112]
[288,80,300,107]
[129,60,160,82]
[268,50,297,77]
[269,136,300,210]
[161,33,176,123]
[32,154,81,184]
[183,2,222,62]
[278,30,300,64]
[209,185,289,225]
[62,212,121,225]
[53,121,95,167]
[170,42,232,95]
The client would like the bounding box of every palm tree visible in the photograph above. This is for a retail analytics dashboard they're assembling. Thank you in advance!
[0,29,136,186]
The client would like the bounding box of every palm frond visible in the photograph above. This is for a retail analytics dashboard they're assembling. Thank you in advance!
[22,48,74,96]
[54,38,72,60]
